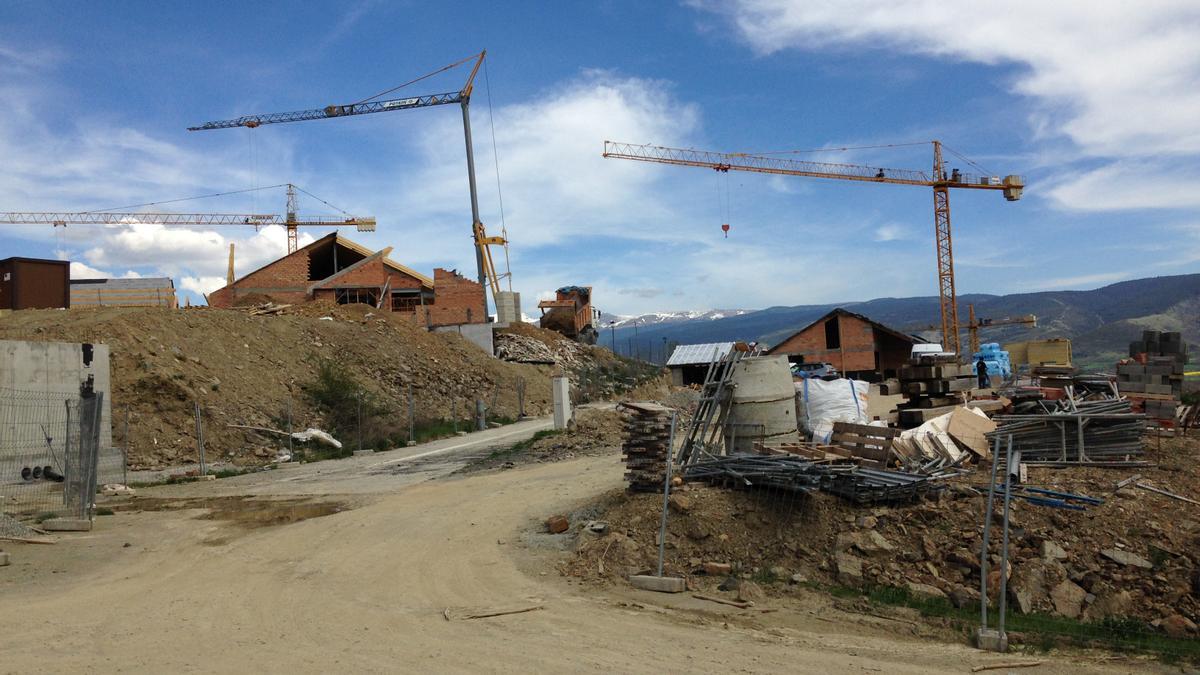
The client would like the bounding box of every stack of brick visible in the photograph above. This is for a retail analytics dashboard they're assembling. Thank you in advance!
[618,401,674,493]
[1119,330,1186,420]
[896,357,977,428]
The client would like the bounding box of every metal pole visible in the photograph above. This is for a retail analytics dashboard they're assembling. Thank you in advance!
[656,412,679,577]
[194,401,206,476]
[997,435,1016,638]
[286,396,294,459]
[453,398,459,434]
[122,408,129,486]
[357,391,363,453]
[407,384,415,445]
[460,100,489,318]
[979,433,1002,630]
[517,377,526,418]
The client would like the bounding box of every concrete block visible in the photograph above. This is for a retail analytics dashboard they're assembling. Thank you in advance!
[629,575,686,593]
[0,551,9,566]
[975,627,1008,652]
[41,518,92,532]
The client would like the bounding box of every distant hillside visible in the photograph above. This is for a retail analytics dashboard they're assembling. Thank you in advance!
[608,274,1200,369]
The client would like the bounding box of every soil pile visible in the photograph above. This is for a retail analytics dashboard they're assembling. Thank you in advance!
[1,304,557,468]
[566,435,1200,632]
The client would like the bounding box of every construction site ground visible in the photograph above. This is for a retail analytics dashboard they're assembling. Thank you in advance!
[0,411,1168,673]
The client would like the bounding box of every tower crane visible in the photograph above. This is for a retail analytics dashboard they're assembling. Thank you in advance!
[1,183,375,255]
[918,304,1037,355]
[188,51,509,319]
[602,141,1024,355]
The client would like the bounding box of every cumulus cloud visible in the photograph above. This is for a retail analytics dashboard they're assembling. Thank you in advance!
[872,223,909,242]
[694,0,1200,211]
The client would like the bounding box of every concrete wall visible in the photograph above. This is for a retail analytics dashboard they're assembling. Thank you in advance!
[433,323,495,355]
[0,340,113,451]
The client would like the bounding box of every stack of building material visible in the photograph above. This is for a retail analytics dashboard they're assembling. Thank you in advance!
[1119,331,1186,421]
[618,401,674,493]
[829,422,897,468]
[896,358,977,427]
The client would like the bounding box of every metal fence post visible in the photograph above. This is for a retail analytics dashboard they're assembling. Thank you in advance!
[286,396,294,459]
[997,435,1017,636]
[194,401,206,476]
[517,377,526,419]
[122,407,130,487]
[407,384,415,445]
[475,398,486,431]
[656,412,679,577]
[356,390,363,453]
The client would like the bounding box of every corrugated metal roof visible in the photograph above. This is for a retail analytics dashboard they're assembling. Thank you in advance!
[71,277,174,289]
[666,342,735,367]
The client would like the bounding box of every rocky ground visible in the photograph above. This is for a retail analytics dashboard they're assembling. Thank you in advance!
[458,407,625,473]
[1,305,647,469]
[562,434,1200,642]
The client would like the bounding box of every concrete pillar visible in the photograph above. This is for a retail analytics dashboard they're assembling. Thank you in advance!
[552,377,571,430]
[495,291,521,324]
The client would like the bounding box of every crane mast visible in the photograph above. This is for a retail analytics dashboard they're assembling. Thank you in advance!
[602,141,1024,356]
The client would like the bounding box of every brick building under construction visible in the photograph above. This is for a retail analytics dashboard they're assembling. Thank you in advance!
[766,308,921,380]
[207,233,486,327]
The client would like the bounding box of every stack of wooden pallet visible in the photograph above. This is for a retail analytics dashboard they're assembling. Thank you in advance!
[829,422,898,468]
[896,359,980,427]
[618,401,674,493]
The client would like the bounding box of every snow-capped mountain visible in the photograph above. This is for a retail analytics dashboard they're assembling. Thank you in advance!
[597,309,752,328]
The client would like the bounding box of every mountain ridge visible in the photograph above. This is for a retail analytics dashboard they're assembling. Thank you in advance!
[605,273,1200,368]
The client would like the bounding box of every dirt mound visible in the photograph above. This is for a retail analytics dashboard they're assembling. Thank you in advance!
[566,435,1200,630]
[0,304,557,468]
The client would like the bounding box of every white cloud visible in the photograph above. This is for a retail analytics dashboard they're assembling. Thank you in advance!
[1047,160,1200,211]
[390,70,703,254]
[69,261,111,279]
[180,275,229,296]
[872,223,909,241]
[696,0,1200,211]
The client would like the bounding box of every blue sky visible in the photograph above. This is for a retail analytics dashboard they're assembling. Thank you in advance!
[2,1,1198,315]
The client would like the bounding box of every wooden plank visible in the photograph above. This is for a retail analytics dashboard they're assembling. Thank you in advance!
[831,422,899,438]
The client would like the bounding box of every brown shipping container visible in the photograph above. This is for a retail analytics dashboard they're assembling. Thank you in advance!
[0,257,70,310]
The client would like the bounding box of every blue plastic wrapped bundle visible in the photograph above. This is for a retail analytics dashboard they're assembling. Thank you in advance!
[972,342,1012,379]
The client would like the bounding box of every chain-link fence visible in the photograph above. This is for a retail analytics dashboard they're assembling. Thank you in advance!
[1,385,121,520]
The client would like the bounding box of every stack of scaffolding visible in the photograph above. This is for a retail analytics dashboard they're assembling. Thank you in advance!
[618,401,674,493]
[988,398,1147,466]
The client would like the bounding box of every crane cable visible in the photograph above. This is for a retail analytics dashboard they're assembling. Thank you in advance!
[352,52,483,105]
[483,55,513,290]
[81,183,349,217]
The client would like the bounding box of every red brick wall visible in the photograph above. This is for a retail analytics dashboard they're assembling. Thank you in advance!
[768,313,877,373]
[208,248,311,308]
[428,268,485,327]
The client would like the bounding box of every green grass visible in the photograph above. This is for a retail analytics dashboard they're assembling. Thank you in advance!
[821,583,1200,663]
[750,567,779,585]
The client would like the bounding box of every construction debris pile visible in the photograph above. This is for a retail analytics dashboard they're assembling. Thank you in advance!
[495,322,664,400]
[619,402,675,493]
[989,398,1147,467]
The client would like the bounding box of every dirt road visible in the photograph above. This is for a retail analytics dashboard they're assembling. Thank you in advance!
[0,420,1160,673]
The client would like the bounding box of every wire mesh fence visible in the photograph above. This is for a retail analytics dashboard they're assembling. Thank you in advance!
[0,386,121,519]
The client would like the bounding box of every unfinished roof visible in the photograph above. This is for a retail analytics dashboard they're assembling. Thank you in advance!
[666,342,736,367]
[225,232,433,290]
[71,277,174,289]
[768,307,924,352]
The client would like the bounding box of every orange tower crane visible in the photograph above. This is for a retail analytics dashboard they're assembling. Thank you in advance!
[602,141,1024,356]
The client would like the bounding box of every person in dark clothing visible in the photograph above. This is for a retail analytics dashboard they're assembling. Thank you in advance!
[976,358,990,388]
